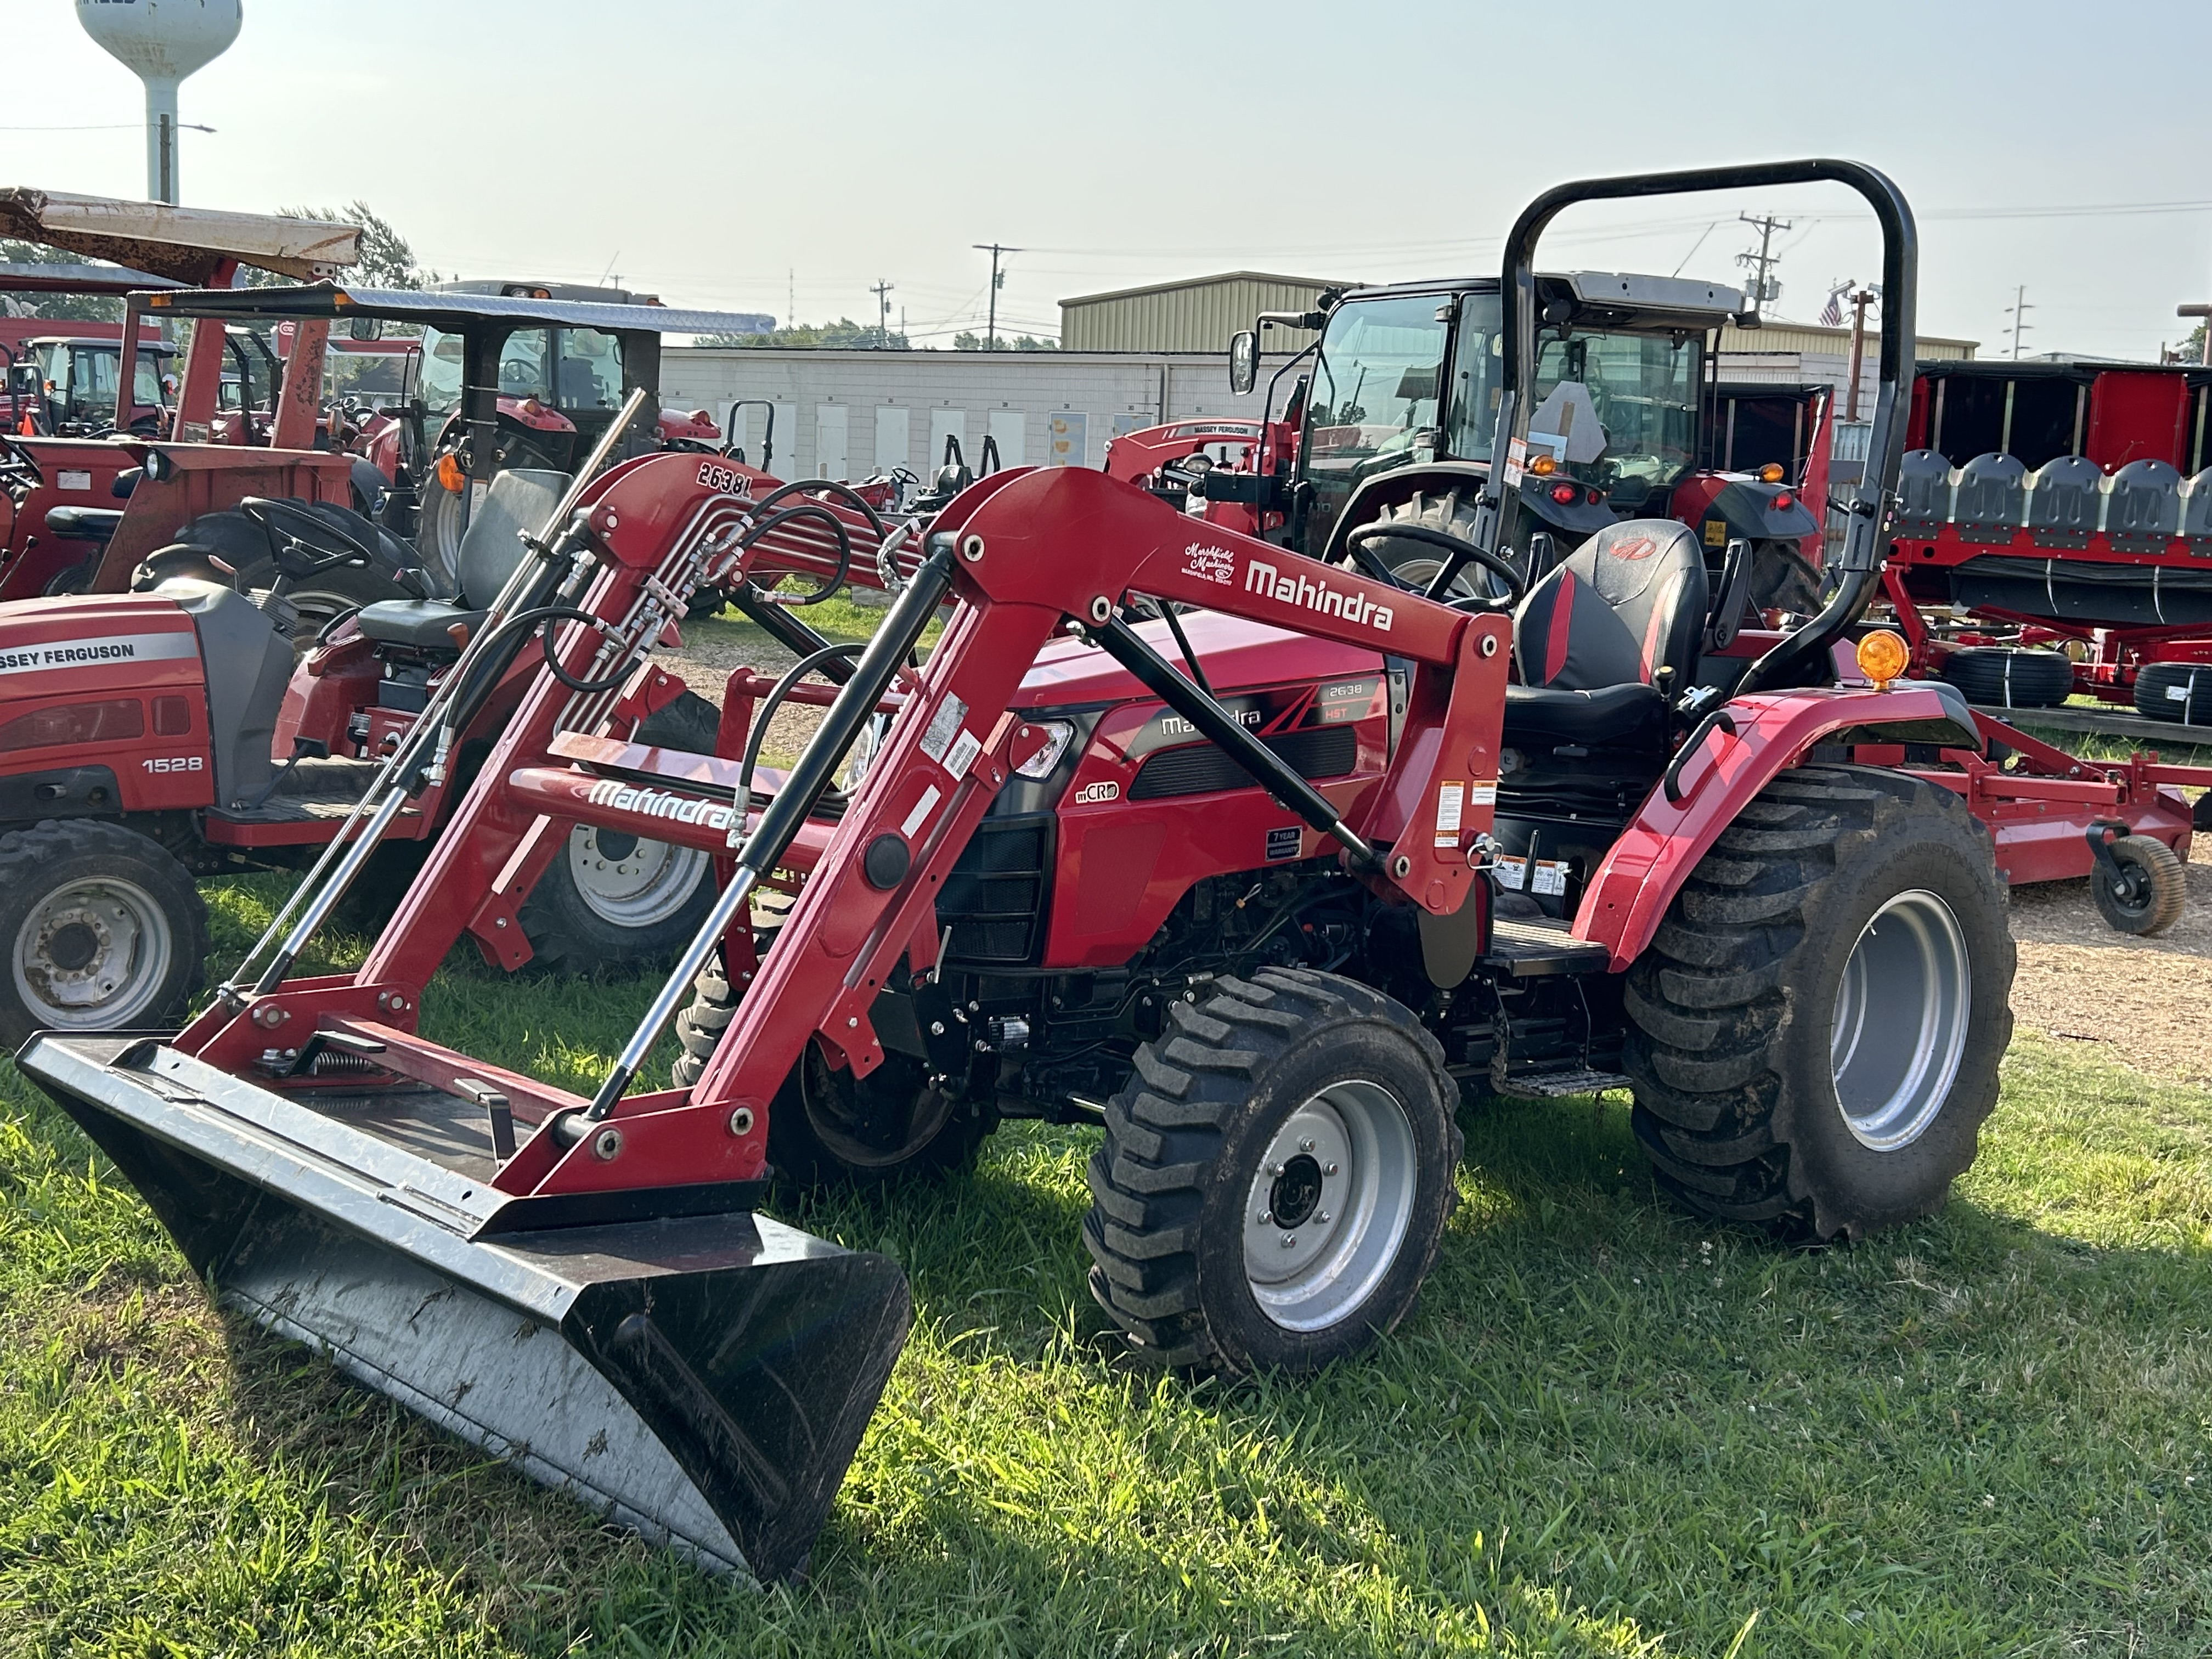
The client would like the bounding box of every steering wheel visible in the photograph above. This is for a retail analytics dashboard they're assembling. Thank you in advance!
[499,360,538,394]
[1346,522,1526,609]
[236,496,383,579]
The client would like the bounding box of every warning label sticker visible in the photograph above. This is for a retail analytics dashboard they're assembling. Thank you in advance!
[1493,854,1527,890]
[1434,780,1465,849]
[1531,859,1569,897]
[1468,780,1498,806]
[919,695,966,763]
[944,729,982,781]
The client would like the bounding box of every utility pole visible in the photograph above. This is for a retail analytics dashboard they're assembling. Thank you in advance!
[2003,285,2035,360]
[1735,213,1791,312]
[973,242,1021,349]
[1845,286,1878,421]
[787,268,794,330]
[2180,303,2212,367]
[870,279,895,349]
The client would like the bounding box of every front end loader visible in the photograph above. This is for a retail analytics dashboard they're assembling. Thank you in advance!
[24,160,2016,1575]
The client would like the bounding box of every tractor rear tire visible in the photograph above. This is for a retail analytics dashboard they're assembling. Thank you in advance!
[1354,489,1505,603]
[1622,765,2012,1242]
[2134,662,2212,726]
[518,691,720,974]
[1083,968,1460,1375]
[1939,647,2074,710]
[2091,834,2186,936]
[668,947,994,1187]
[0,820,207,1049]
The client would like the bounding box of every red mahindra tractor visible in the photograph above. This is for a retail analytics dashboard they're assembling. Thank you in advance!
[28,161,2017,1584]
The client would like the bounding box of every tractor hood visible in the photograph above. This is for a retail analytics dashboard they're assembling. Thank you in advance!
[1013,608,1384,710]
[0,591,201,686]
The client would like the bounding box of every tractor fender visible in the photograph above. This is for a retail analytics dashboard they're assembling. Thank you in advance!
[1571,680,1982,970]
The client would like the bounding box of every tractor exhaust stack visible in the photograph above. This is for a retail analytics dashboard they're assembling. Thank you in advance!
[22,1034,909,1582]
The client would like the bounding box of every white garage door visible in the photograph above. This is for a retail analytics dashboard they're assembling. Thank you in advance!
[815,404,849,482]
[987,409,1026,469]
[874,405,910,473]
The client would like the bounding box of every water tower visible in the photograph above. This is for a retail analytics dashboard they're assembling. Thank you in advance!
[77,0,242,205]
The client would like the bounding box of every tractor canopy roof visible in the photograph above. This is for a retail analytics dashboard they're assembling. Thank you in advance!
[139,281,775,341]
[0,188,359,284]
[1339,270,1747,335]
[0,261,184,296]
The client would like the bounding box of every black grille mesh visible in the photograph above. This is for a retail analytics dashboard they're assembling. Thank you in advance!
[1128,726,1357,801]
[941,816,1051,964]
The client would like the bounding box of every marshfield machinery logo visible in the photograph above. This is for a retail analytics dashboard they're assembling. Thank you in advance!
[585,777,735,831]
[1245,558,1394,633]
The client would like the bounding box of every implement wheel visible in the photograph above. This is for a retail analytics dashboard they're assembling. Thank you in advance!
[1084,968,1460,1375]
[2091,834,2186,937]
[1623,765,2013,1242]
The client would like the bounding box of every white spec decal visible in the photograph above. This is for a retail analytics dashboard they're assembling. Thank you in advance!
[0,631,198,675]
[141,755,203,774]
[695,459,753,497]
[1072,780,1120,804]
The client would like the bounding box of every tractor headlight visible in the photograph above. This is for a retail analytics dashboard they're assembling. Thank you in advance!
[1015,719,1076,778]
[839,712,890,793]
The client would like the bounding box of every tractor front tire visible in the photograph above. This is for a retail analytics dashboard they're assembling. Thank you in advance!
[518,692,721,974]
[669,949,994,1187]
[1084,968,1461,1376]
[1623,765,2013,1242]
[0,820,207,1049]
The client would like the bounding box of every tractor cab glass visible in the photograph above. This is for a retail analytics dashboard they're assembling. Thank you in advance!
[554,328,624,411]
[1302,295,1449,544]
[1446,298,1701,510]
[419,326,466,415]
[495,328,553,400]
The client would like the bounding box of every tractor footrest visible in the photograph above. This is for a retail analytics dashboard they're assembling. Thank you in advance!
[1481,917,1611,978]
[1493,1065,1632,1099]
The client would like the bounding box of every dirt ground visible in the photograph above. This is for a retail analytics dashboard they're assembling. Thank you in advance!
[654,627,2211,1087]
[2005,828,2212,1086]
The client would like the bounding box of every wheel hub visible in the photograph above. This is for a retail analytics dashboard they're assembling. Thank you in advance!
[14,877,173,1026]
[1830,889,1971,1152]
[1242,1081,1418,1332]
[565,824,708,928]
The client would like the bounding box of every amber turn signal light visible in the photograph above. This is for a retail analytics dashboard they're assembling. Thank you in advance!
[436,453,466,493]
[1855,630,1910,686]
[1758,462,1786,483]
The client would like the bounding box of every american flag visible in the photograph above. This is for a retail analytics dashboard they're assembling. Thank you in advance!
[1818,281,1853,328]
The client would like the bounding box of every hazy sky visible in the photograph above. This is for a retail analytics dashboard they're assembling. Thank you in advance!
[9,1,2209,359]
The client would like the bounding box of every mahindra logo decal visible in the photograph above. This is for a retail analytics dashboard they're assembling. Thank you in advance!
[1244,558,1394,633]
[586,777,735,830]
[1609,535,1657,561]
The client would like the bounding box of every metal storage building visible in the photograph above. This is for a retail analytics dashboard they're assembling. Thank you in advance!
[1059,273,1356,355]
[658,346,1300,481]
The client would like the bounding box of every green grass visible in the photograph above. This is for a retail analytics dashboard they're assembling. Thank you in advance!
[2,884,2210,1654]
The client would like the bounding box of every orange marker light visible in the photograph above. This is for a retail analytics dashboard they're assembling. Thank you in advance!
[1528,453,1556,476]
[436,453,466,492]
[1758,462,1785,483]
[1855,630,1910,686]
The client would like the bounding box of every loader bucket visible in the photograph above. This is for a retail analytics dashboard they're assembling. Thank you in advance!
[20,1034,910,1583]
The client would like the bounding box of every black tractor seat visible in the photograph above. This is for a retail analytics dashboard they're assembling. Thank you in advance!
[355,468,568,651]
[44,505,125,543]
[1499,519,1710,754]
[355,600,488,651]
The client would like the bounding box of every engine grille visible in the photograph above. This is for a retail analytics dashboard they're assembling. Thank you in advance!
[1128,726,1357,802]
[940,815,1052,964]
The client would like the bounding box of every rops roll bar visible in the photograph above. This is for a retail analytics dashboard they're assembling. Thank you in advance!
[1463,159,1917,694]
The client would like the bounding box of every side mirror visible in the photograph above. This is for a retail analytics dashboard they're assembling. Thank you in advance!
[1228,330,1259,396]
[349,317,383,343]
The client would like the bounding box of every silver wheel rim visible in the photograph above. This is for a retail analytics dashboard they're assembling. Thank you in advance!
[1242,1079,1418,1332]
[564,825,708,929]
[1830,889,1971,1151]
[13,875,175,1030]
